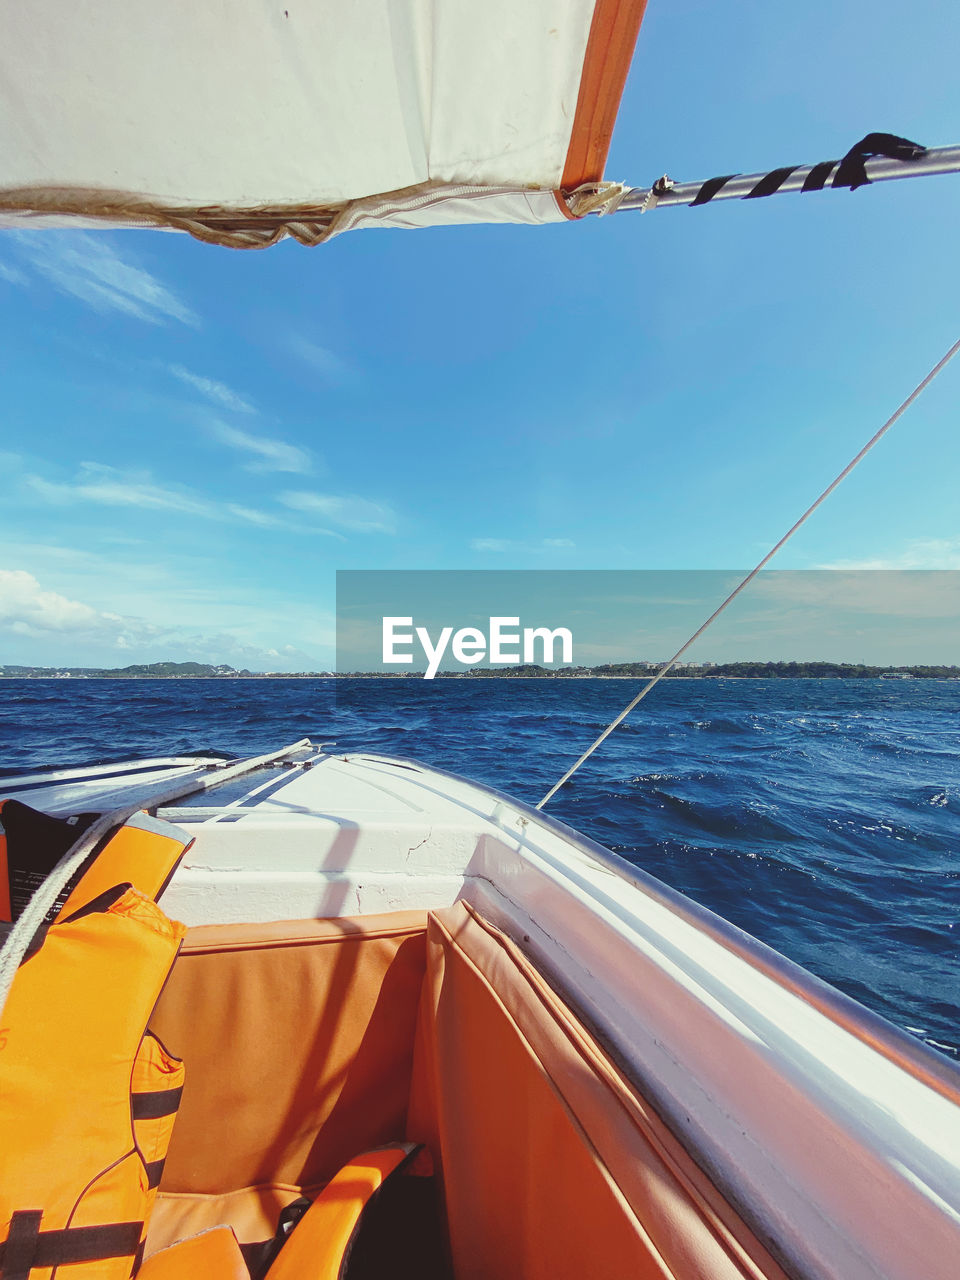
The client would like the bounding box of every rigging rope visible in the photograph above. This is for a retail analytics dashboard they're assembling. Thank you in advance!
[537,335,960,809]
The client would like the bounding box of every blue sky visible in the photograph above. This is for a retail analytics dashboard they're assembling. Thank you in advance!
[2,0,959,671]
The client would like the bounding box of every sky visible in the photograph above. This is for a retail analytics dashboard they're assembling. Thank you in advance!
[2,0,960,671]
[338,572,960,672]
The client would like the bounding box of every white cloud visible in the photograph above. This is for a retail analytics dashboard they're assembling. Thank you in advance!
[0,260,29,286]
[22,464,342,537]
[814,539,960,570]
[225,504,281,527]
[224,503,344,538]
[168,364,254,413]
[0,569,105,635]
[289,338,357,386]
[209,420,312,473]
[742,569,960,621]
[281,491,396,534]
[470,538,510,552]
[469,536,576,553]
[11,231,197,326]
[0,568,322,670]
[0,543,177,607]
[26,465,210,518]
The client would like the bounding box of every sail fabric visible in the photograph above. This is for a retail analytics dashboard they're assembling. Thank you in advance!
[0,0,646,247]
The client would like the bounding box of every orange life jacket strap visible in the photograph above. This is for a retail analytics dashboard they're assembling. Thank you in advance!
[0,1213,142,1279]
[54,813,191,922]
[131,1086,185,1121]
[132,1031,185,1203]
[264,1144,421,1280]
[135,1079,184,1193]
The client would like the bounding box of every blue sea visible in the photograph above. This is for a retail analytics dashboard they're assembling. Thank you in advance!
[2,676,958,1060]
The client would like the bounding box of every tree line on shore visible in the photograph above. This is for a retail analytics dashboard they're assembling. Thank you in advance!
[4,660,956,679]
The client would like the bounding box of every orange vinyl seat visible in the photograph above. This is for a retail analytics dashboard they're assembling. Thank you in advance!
[139,1146,423,1280]
[145,903,791,1280]
[138,1227,248,1280]
[264,1145,418,1280]
[410,901,793,1280]
[146,912,429,1257]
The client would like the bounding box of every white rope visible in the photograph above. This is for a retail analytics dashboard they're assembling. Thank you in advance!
[0,837,110,1011]
[537,335,960,809]
[565,181,630,218]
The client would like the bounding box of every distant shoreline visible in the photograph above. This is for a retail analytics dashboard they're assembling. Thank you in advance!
[6,674,957,680]
[2,662,959,681]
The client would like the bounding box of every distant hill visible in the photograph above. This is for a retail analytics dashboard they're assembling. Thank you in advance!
[441,661,960,679]
[2,660,957,679]
[0,661,254,678]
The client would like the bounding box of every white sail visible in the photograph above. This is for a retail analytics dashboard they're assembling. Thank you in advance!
[0,0,646,246]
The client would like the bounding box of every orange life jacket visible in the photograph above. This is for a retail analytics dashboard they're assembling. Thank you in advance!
[0,812,190,1280]
[0,801,189,926]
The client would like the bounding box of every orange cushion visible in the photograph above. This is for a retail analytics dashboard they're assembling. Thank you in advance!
[148,1184,313,1262]
[146,912,427,1255]
[265,1146,415,1280]
[138,1226,247,1279]
[412,902,790,1280]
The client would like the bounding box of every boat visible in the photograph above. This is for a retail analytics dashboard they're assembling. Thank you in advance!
[2,4,960,1279]
[3,738,960,1280]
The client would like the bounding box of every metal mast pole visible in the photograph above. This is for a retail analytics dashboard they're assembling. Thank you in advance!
[615,142,960,214]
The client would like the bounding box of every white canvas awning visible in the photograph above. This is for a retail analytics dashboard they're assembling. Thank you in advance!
[0,0,646,247]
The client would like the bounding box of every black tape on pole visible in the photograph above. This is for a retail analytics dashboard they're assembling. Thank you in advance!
[833,132,927,190]
[690,175,736,206]
[745,165,800,199]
